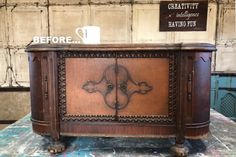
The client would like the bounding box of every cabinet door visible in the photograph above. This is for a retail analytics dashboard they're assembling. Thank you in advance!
[58,54,117,122]
[57,51,177,124]
[116,55,176,124]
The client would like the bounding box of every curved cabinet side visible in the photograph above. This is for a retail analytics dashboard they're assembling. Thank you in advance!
[28,52,50,135]
[185,52,212,138]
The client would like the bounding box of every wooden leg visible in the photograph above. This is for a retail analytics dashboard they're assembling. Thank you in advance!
[170,143,189,157]
[48,138,65,154]
[47,52,64,153]
[171,54,189,156]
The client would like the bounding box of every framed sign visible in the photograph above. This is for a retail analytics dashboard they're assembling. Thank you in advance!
[160,1,208,31]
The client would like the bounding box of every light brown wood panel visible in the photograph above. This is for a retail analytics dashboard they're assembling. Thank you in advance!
[65,58,115,116]
[117,58,169,116]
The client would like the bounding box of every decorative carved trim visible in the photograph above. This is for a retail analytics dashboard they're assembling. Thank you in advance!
[118,51,177,123]
[82,64,153,110]
[57,53,115,122]
[42,56,48,100]
[58,51,171,58]
[61,114,115,122]
[57,51,177,124]
[116,51,171,58]
[59,51,116,58]
[32,56,40,62]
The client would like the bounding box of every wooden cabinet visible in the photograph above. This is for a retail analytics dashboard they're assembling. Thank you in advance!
[62,57,171,122]
[26,43,216,156]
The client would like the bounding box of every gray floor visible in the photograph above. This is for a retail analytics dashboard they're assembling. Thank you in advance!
[0,109,236,156]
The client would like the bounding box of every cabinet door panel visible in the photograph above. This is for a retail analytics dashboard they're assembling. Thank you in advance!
[117,58,169,116]
[65,58,116,116]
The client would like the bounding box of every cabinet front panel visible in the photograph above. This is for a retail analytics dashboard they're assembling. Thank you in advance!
[65,58,116,117]
[115,51,177,124]
[117,58,169,116]
[58,51,177,124]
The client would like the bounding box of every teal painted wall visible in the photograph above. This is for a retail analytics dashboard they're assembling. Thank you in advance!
[211,74,236,121]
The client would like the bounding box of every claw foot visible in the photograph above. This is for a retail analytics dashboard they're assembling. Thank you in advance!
[48,141,65,154]
[170,144,189,157]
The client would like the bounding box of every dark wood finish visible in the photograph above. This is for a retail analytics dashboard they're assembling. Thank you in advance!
[48,52,60,141]
[0,87,30,92]
[60,122,176,137]
[0,120,17,124]
[26,43,216,156]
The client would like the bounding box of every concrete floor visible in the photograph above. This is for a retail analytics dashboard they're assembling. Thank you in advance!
[0,109,236,157]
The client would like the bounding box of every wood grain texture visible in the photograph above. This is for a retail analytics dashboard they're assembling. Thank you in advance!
[60,122,176,136]
[117,58,169,116]
[66,58,115,116]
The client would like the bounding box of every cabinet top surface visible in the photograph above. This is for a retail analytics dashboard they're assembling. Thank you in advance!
[26,43,216,52]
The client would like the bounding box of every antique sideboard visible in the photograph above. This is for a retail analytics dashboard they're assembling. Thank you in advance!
[26,43,216,156]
